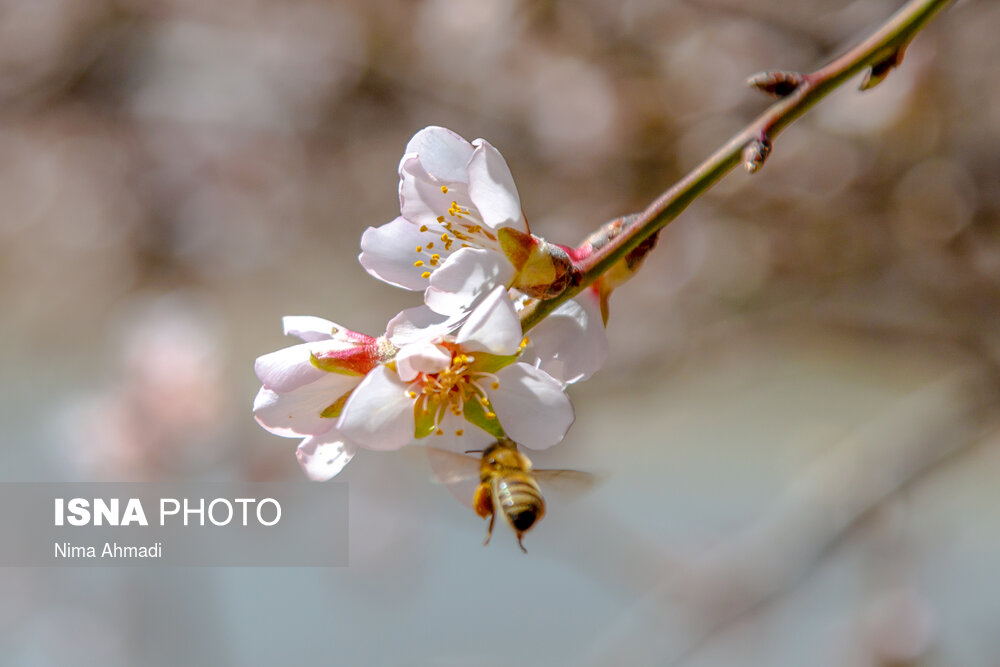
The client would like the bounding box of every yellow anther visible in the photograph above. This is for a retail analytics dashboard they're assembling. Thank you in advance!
[419,225,428,232]
[421,271,431,279]
[435,428,444,436]
[455,429,464,437]
[426,242,434,249]
[414,260,424,267]
[441,233,449,242]
[407,391,417,399]
[430,254,440,261]
[485,412,496,420]
[415,245,422,253]
[491,382,499,390]
[440,185,449,193]
[436,216,445,223]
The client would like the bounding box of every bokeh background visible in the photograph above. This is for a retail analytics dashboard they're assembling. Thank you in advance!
[2,0,999,665]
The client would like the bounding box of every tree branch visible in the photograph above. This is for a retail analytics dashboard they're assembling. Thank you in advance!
[519,0,955,332]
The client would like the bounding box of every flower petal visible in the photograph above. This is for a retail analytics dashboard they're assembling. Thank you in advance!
[467,139,524,231]
[360,217,445,290]
[404,126,474,183]
[524,290,608,385]
[428,411,496,454]
[338,366,416,451]
[296,432,359,481]
[255,343,327,393]
[282,316,338,342]
[456,286,522,355]
[386,304,463,347]
[425,247,515,316]
[253,372,361,437]
[396,340,451,382]
[488,363,574,449]
[399,155,470,229]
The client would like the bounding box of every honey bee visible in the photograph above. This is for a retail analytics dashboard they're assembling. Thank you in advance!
[427,437,595,553]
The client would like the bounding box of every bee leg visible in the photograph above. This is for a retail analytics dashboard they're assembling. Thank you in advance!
[483,511,495,546]
[516,532,528,554]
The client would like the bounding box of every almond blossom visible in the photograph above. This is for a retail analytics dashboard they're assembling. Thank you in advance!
[253,288,577,479]
[359,125,525,296]
[253,316,395,481]
[339,286,574,454]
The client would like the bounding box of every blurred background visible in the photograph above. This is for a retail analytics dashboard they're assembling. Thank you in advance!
[2,0,999,664]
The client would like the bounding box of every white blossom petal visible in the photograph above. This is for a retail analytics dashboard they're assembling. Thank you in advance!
[404,126,474,182]
[254,343,327,393]
[525,290,608,385]
[255,337,376,393]
[467,139,524,231]
[253,372,360,437]
[338,366,416,451]
[386,304,463,347]
[399,155,480,233]
[456,286,522,355]
[488,363,574,449]
[296,432,359,481]
[282,316,339,342]
[427,411,496,454]
[396,340,451,382]
[360,217,446,290]
[425,247,515,316]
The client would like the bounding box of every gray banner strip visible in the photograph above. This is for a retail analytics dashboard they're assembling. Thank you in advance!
[0,482,348,566]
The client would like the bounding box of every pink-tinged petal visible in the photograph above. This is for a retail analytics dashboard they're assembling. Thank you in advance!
[488,363,574,449]
[427,411,496,455]
[525,291,608,385]
[282,316,338,342]
[296,432,359,481]
[456,286,522,355]
[425,247,516,315]
[396,340,451,382]
[404,126,474,182]
[255,343,326,392]
[399,155,470,229]
[467,139,524,231]
[386,304,464,347]
[253,372,361,437]
[360,217,444,291]
[338,366,416,451]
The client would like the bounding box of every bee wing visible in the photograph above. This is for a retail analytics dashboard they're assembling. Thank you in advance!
[424,446,481,511]
[532,468,601,500]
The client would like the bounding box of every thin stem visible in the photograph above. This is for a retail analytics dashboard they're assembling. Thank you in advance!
[519,0,955,332]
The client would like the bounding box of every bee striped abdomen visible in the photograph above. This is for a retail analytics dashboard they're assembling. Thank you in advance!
[494,476,545,533]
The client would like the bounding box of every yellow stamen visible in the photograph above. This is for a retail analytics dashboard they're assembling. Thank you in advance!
[414,260,424,267]
[421,271,431,279]
[440,185,449,193]
[456,429,464,437]
[491,382,499,390]
[419,225,429,232]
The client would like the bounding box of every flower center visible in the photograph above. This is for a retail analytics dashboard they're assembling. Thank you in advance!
[412,196,503,280]
[407,344,499,437]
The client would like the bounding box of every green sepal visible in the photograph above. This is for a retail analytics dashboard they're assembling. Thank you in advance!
[497,227,533,271]
[462,395,506,439]
[320,390,353,419]
[413,395,442,439]
[466,351,519,375]
[517,242,557,290]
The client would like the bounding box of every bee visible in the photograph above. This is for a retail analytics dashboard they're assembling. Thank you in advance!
[427,437,595,553]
